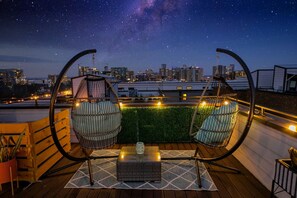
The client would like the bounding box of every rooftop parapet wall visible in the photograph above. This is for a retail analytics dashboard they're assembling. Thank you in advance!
[237,90,297,115]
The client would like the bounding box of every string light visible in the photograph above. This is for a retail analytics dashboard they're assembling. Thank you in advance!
[200,101,206,106]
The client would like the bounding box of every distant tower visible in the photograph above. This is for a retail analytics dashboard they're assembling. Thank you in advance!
[159,64,167,80]
[213,65,226,78]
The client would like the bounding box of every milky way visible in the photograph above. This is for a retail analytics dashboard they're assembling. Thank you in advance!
[0,0,297,77]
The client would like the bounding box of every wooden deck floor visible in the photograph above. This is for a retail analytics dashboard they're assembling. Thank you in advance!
[0,143,271,198]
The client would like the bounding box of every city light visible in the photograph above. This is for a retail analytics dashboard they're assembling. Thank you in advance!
[289,125,297,132]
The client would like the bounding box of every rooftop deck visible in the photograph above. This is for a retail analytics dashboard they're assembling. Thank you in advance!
[0,143,270,198]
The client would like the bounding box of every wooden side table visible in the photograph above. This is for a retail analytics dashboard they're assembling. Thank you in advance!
[116,146,161,182]
[271,159,297,197]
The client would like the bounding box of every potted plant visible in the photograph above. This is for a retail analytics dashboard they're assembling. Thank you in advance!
[0,131,25,196]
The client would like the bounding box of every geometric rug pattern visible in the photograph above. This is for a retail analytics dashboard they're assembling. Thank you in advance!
[65,150,217,191]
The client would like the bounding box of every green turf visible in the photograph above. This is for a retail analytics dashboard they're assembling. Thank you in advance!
[117,106,211,143]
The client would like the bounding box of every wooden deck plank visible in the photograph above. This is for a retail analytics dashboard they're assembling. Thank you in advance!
[131,189,142,198]
[197,145,234,198]
[153,190,163,198]
[185,191,199,198]
[118,189,132,198]
[141,190,154,198]
[1,143,271,198]
[76,188,90,198]
[162,190,173,198]
[175,190,187,198]
[213,147,269,198]
[109,189,121,198]
[177,143,186,150]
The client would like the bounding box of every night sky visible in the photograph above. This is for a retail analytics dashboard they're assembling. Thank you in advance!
[0,0,297,77]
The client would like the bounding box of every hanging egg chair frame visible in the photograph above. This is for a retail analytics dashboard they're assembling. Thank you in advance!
[49,49,119,162]
[162,48,255,187]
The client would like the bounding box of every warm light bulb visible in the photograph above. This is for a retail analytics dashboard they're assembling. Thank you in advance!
[157,101,161,106]
[75,102,80,107]
[200,101,206,106]
[119,102,123,107]
[289,125,297,132]
[224,100,229,105]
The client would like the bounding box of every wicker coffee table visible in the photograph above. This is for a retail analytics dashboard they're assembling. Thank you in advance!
[116,146,161,182]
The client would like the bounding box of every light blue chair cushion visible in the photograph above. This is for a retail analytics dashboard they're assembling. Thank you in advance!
[195,101,238,145]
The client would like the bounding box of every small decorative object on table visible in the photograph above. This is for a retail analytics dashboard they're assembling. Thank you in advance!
[136,142,145,154]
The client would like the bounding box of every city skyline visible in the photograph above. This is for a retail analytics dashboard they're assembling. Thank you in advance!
[1,0,297,77]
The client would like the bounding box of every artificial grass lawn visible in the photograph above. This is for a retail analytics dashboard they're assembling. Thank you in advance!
[117,106,212,143]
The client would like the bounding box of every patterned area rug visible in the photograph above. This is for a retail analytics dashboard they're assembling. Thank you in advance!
[65,150,217,191]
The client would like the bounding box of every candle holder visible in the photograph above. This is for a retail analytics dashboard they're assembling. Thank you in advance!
[136,142,145,155]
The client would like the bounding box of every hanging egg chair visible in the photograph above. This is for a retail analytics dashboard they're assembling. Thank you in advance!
[71,75,122,150]
[162,48,255,188]
[189,76,239,148]
[188,48,255,187]
[49,49,122,185]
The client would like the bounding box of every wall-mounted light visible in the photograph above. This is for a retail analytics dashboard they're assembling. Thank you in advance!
[289,125,297,132]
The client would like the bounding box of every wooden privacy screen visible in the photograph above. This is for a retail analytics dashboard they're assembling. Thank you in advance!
[0,109,71,182]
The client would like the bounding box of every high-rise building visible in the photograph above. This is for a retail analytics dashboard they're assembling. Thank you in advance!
[226,64,235,79]
[78,66,100,76]
[185,66,203,82]
[159,64,167,80]
[213,65,227,78]
[126,70,135,82]
[0,68,26,86]
[111,67,128,81]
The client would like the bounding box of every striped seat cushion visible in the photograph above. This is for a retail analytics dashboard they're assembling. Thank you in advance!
[72,101,121,142]
[195,101,238,146]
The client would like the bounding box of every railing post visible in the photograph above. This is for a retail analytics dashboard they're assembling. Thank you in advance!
[260,107,265,116]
